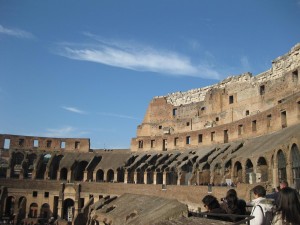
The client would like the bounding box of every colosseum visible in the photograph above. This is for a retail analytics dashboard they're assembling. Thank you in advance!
[0,43,300,225]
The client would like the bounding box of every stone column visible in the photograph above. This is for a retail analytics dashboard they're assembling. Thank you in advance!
[83,171,88,182]
[286,162,293,187]
[196,170,200,185]
[177,172,181,185]
[67,170,72,182]
[103,170,107,182]
[93,171,96,182]
[124,171,128,184]
[134,172,138,184]
[144,172,147,184]
[57,171,61,181]
[163,172,167,185]
[114,170,118,183]
[153,172,157,185]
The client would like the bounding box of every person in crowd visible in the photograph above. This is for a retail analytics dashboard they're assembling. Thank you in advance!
[249,185,274,225]
[279,180,288,190]
[202,194,226,220]
[266,185,281,204]
[220,189,247,221]
[272,187,300,225]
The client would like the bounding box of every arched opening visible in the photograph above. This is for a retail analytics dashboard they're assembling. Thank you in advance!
[60,168,68,181]
[73,161,88,181]
[5,196,15,217]
[0,158,8,178]
[257,157,268,182]
[40,203,51,219]
[127,170,134,184]
[49,155,64,180]
[63,199,74,222]
[107,169,114,182]
[29,203,38,218]
[146,171,153,184]
[180,161,193,185]
[36,154,51,179]
[156,171,163,184]
[136,170,144,184]
[233,161,242,184]
[24,153,37,179]
[18,196,27,221]
[11,152,24,178]
[224,160,232,180]
[277,150,287,182]
[166,170,177,185]
[245,159,254,184]
[213,163,222,185]
[291,144,300,190]
[199,163,210,185]
[96,169,104,182]
[117,168,124,183]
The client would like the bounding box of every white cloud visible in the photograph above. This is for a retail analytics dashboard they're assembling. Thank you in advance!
[43,126,89,138]
[0,24,35,39]
[56,36,221,80]
[62,106,87,114]
[97,112,140,120]
[240,55,251,72]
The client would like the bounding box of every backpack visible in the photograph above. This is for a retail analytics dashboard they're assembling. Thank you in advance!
[256,203,275,225]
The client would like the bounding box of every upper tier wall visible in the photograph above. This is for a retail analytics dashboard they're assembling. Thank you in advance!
[156,43,300,107]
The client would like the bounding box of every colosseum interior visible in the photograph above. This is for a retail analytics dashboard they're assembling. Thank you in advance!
[0,43,300,225]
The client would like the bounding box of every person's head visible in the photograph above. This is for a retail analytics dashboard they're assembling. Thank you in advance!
[202,195,220,211]
[226,189,237,197]
[277,187,300,224]
[279,180,288,189]
[252,185,266,198]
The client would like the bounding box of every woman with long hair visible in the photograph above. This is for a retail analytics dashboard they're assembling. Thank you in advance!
[272,187,300,225]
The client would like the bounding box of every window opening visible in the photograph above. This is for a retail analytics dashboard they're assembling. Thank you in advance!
[293,70,298,82]
[19,139,25,147]
[246,110,250,116]
[215,117,219,121]
[172,108,177,116]
[281,111,287,128]
[260,85,265,95]
[75,141,80,149]
[186,136,191,145]
[4,139,10,149]
[186,122,190,126]
[174,137,178,146]
[238,125,243,135]
[61,141,66,149]
[224,130,228,143]
[229,95,234,104]
[211,132,215,141]
[198,134,203,143]
[267,114,272,127]
[138,141,143,149]
[46,140,52,148]
[159,125,162,129]
[44,192,49,198]
[163,139,167,151]
[151,140,155,148]
[252,120,257,132]
[33,191,38,197]
[33,140,39,148]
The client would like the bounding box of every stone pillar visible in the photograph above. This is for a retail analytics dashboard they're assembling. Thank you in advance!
[286,162,293,187]
[163,172,167,185]
[124,171,128,184]
[83,171,88,182]
[57,171,61,181]
[93,171,96,182]
[67,170,72,182]
[103,170,107,182]
[177,172,181,185]
[196,170,200,185]
[114,170,118,183]
[153,172,157,185]
[44,169,49,180]
[134,172,137,184]
[144,172,147,184]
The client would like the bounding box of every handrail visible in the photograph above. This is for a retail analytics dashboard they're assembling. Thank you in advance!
[189,211,254,225]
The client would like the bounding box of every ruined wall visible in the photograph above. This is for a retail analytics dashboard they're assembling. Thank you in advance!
[0,135,90,153]
[132,43,300,152]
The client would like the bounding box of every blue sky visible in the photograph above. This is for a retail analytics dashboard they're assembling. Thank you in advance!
[1,1,300,149]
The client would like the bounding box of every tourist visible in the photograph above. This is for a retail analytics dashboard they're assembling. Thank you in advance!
[249,185,274,225]
[279,180,288,190]
[220,189,246,221]
[202,194,226,221]
[272,187,300,225]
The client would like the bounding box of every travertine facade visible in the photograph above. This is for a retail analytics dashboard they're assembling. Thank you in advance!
[0,43,300,225]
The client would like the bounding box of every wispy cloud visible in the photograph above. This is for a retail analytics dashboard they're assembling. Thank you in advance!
[240,55,251,72]
[44,126,88,137]
[62,106,87,114]
[0,24,35,39]
[97,112,140,120]
[56,34,221,79]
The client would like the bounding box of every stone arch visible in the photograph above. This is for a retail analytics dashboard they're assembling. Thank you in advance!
[180,160,193,185]
[48,155,64,180]
[96,169,104,182]
[40,203,51,219]
[277,150,287,182]
[166,168,177,185]
[63,198,74,222]
[245,159,254,184]
[136,169,144,184]
[18,196,27,220]
[224,159,232,180]
[0,158,8,178]
[29,202,38,218]
[11,152,24,178]
[5,196,15,217]
[60,168,68,181]
[213,163,222,185]
[199,162,210,185]
[257,157,268,182]
[156,170,163,185]
[117,168,124,183]
[146,169,154,184]
[73,160,88,181]
[107,169,114,182]
[24,153,37,179]
[290,144,300,190]
[127,170,134,184]
[233,161,242,184]
[36,154,51,179]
